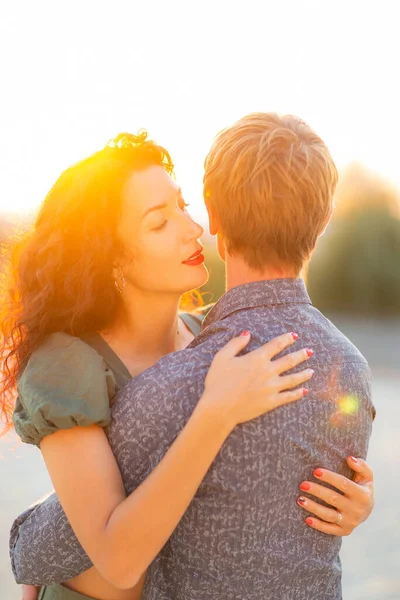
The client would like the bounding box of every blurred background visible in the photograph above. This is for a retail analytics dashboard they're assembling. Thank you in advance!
[1,1,399,598]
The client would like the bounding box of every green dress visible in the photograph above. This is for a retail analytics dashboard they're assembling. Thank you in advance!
[13,312,204,447]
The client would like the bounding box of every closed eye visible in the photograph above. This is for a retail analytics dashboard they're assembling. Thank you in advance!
[153,220,168,231]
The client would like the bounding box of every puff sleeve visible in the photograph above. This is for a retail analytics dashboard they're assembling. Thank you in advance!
[13,332,116,446]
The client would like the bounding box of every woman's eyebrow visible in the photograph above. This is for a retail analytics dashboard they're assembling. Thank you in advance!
[141,188,182,219]
[142,203,167,219]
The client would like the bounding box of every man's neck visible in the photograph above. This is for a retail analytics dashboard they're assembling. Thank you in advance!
[225,255,299,292]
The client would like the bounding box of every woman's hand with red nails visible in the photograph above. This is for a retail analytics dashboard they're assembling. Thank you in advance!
[297,456,374,536]
[203,331,314,429]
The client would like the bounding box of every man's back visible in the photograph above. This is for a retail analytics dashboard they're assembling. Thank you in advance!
[107,279,374,600]
[9,280,374,598]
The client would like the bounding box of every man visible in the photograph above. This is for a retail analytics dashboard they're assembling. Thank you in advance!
[12,113,375,599]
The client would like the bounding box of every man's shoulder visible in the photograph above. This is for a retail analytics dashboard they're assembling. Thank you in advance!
[311,308,370,367]
[116,346,210,401]
[107,335,231,467]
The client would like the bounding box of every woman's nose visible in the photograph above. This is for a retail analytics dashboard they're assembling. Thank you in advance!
[190,217,204,240]
[193,218,204,239]
[184,212,204,240]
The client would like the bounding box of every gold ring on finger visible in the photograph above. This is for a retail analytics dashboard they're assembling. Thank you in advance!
[334,511,343,525]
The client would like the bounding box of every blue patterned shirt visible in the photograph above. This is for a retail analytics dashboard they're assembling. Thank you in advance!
[10,279,374,600]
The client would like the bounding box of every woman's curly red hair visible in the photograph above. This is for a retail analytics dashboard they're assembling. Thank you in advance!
[0,131,174,428]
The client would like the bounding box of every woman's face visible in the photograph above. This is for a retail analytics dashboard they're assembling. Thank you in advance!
[117,165,208,296]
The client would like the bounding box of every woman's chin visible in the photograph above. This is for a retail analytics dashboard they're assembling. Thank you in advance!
[181,264,209,293]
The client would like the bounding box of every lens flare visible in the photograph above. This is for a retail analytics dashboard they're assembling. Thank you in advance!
[330,393,360,428]
[338,394,359,415]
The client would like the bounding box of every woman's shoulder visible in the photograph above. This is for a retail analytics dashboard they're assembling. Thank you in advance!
[30,331,102,361]
[14,332,116,446]
[21,332,115,389]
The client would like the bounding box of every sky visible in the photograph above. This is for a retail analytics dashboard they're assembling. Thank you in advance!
[1,0,399,225]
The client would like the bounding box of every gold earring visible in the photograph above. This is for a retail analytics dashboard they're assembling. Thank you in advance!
[114,267,126,294]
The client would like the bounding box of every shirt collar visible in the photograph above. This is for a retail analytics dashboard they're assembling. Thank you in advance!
[203,278,312,328]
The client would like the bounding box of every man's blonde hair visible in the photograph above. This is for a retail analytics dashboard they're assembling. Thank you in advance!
[204,113,338,273]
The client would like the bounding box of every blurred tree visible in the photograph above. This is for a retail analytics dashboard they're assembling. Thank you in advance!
[308,164,400,315]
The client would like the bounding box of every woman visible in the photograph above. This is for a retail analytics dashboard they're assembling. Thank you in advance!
[1,132,372,600]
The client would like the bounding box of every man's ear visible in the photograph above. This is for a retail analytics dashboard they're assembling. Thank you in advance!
[216,233,226,262]
[204,199,220,236]
[318,204,334,238]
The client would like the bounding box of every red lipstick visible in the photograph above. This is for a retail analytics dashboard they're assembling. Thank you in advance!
[182,249,205,266]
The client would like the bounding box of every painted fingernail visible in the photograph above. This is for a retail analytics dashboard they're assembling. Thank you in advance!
[350,456,358,463]
[297,496,307,506]
[300,482,311,491]
[303,388,309,397]
[305,517,314,526]
[314,468,323,478]
[240,330,251,336]
[291,332,299,340]
[306,349,314,357]
[308,369,315,376]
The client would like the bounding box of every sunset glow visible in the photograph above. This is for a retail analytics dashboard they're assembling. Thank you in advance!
[1,1,399,225]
